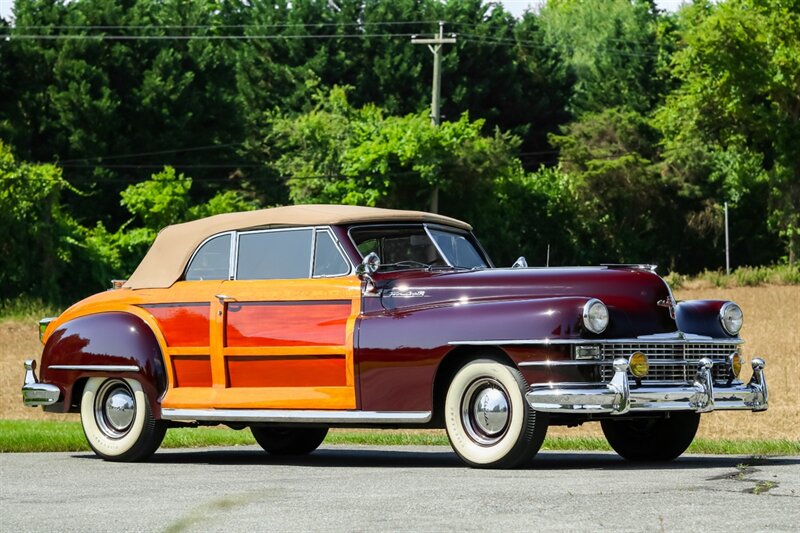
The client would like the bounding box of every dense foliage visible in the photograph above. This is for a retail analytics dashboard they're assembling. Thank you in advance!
[0,0,797,303]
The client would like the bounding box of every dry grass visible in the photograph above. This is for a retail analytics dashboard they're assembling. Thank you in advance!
[549,285,800,441]
[0,321,77,422]
[3,286,798,441]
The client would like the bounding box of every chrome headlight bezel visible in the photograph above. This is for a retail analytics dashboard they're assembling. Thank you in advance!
[582,299,609,334]
[719,302,743,336]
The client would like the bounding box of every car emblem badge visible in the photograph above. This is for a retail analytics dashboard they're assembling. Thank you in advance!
[386,289,426,298]
[657,297,676,319]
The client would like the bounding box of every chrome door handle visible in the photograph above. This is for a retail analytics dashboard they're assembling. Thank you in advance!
[215,294,237,303]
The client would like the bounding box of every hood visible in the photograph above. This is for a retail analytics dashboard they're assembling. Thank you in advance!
[375,266,676,338]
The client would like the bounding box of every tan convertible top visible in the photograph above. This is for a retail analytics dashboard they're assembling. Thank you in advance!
[123,204,472,289]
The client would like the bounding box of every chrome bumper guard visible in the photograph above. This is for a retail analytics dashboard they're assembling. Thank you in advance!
[526,357,768,414]
[21,360,61,407]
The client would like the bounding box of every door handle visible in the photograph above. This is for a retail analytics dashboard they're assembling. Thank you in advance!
[215,294,237,304]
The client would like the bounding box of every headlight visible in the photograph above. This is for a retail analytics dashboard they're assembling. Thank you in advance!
[719,302,743,335]
[583,299,609,334]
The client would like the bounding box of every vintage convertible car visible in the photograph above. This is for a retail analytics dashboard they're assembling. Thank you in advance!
[22,205,768,468]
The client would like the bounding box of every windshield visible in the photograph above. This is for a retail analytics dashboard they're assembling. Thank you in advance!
[349,225,488,270]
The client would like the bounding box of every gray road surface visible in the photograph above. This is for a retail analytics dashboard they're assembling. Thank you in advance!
[2,445,799,532]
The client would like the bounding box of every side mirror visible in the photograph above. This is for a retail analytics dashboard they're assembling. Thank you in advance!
[356,252,381,278]
[512,256,528,268]
[356,252,381,294]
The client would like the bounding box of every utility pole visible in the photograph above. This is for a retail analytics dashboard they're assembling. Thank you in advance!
[724,201,730,275]
[412,22,456,213]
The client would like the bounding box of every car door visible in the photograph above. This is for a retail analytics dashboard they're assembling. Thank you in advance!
[181,227,360,410]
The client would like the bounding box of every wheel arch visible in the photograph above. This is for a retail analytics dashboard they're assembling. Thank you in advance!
[431,345,514,427]
[39,310,169,417]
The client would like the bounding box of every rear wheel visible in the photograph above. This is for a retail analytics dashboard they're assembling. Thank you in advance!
[601,412,701,461]
[251,426,328,455]
[444,358,547,469]
[80,377,166,462]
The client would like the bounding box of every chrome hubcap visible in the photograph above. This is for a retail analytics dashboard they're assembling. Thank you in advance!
[461,378,511,446]
[95,380,136,439]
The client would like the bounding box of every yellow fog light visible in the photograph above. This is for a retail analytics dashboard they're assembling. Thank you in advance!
[730,353,743,378]
[629,351,649,378]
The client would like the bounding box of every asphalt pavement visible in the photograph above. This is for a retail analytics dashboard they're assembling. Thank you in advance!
[2,445,799,532]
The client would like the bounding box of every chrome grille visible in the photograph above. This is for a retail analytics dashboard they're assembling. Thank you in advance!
[600,343,739,383]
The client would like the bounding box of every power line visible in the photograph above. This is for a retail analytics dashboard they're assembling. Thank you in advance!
[460,33,662,58]
[4,32,418,41]
[6,21,442,31]
[58,142,244,163]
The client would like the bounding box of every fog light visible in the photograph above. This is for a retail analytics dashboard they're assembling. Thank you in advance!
[730,353,742,378]
[629,351,649,378]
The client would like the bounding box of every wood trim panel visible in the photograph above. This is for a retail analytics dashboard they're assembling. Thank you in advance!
[225,301,351,347]
[164,386,356,409]
[140,303,210,347]
[226,355,346,388]
[172,355,212,387]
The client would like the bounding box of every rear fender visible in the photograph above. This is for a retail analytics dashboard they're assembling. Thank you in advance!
[39,311,168,417]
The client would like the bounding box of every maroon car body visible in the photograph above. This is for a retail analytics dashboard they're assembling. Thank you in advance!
[22,205,768,468]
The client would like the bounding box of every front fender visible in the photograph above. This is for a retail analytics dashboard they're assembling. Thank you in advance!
[357,296,592,412]
[676,300,737,339]
[39,312,167,416]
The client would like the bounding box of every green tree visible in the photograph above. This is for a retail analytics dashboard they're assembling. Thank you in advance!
[548,107,682,266]
[265,86,521,216]
[656,0,800,264]
[0,141,83,301]
[2,0,247,228]
[539,0,671,115]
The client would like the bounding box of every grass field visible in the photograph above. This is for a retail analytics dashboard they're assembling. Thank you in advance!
[3,286,798,447]
[3,420,798,455]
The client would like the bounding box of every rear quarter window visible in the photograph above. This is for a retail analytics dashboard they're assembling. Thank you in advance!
[185,234,231,280]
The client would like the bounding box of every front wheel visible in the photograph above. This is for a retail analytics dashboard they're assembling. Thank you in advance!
[80,377,166,462]
[251,426,328,455]
[444,359,548,469]
[601,412,701,461]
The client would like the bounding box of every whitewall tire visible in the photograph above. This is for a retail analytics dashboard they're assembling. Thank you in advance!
[445,359,547,469]
[80,377,166,462]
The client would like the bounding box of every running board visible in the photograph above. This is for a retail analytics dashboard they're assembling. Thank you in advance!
[161,408,432,425]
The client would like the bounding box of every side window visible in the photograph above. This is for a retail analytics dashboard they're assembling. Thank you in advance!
[237,229,313,280]
[185,234,231,281]
[313,231,350,277]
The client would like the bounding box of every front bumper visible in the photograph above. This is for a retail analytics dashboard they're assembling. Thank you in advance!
[526,357,768,414]
[21,360,61,407]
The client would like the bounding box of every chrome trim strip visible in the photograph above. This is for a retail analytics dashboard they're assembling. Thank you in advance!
[519,360,602,367]
[520,359,728,368]
[449,338,744,346]
[161,408,432,424]
[228,230,237,280]
[48,365,140,372]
